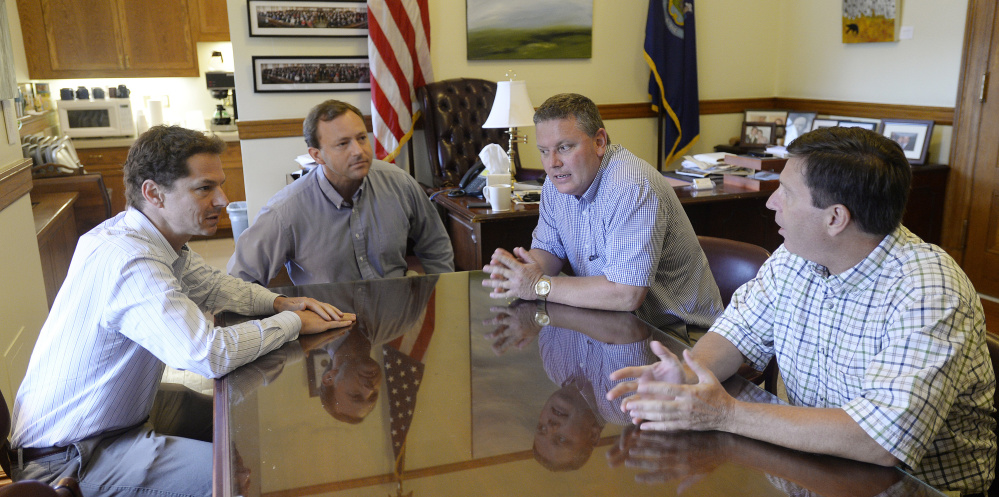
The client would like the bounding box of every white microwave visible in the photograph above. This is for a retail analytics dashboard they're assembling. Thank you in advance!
[57,99,135,138]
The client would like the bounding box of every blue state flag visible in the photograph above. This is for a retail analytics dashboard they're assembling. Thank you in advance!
[645,0,700,165]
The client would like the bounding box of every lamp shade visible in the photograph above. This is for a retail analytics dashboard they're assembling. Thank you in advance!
[482,80,536,128]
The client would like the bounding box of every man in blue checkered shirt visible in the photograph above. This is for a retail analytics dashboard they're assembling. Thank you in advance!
[481,93,722,334]
[607,127,996,496]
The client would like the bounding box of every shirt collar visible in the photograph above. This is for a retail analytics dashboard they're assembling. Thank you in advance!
[123,207,185,262]
[816,227,901,293]
[578,144,622,203]
[316,165,366,208]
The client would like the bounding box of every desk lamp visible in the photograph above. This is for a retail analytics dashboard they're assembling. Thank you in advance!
[482,74,536,177]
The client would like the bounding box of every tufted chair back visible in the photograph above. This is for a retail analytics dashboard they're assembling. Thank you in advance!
[417,78,522,188]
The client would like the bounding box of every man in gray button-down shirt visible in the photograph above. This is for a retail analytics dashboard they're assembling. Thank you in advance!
[228,100,453,285]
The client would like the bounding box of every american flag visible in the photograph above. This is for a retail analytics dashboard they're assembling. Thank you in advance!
[384,289,435,463]
[367,0,434,162]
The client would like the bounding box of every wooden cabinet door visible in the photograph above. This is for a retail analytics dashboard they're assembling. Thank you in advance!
[119,0,198,75]
[218,143,245,230]
[18,0,124,74]
[189,0,230,42]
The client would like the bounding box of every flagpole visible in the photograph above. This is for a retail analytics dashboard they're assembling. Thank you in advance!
[656,106,665,172]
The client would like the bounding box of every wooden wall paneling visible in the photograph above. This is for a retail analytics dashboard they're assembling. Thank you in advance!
[0,160,33,212]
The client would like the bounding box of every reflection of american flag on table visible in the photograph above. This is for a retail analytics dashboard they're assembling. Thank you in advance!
[383,290,435,462]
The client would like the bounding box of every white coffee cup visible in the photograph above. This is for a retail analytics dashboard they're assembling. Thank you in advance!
[483,184,513,211]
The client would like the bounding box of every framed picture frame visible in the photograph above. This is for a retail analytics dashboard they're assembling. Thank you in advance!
[837,120,879,130]
[784,111,816,144]
[252,56,371,93]
[811,118,839,131]
[881,119,934,165]
[741,122,776,147]
[247,1,368,37]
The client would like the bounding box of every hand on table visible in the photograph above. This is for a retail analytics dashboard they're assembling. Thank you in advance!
[274,296,356,335]
[481,301,542,355]
[481,247,545,300]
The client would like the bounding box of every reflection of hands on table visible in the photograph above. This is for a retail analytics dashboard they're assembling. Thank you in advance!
[607,425,736,488]
[481,247,545,300]
[482,301,542,355]
[298,328,350,355]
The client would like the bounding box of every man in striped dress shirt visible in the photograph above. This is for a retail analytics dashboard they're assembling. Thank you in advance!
[607,127,996,496]
[482,93,722,335]
[9,126,356,497]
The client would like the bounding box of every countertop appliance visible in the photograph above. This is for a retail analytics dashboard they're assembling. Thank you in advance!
[57,99,135,139]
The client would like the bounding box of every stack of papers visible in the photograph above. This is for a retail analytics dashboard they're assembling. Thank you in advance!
[678,152,752,178]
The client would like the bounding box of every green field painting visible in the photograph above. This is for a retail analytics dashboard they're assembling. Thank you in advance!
[467,26,592,60]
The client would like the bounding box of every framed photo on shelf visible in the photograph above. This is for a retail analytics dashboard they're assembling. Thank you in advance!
[810,118,839,131]
[247,1,368,37]
[837,120,879,130]
[252,56,371,93]
[784,111,816,144]
[881,119,934,165]
[741,122,776,147]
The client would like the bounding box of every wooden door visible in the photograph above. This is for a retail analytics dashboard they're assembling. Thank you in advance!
[19,0,124,72]
[119,0,198,75]
[951,0,999,298]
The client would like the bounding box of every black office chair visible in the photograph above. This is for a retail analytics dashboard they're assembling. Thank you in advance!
[417,78,543,189]
[697,236,778,394]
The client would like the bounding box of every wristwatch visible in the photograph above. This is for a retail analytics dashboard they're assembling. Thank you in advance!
[534,301,550,326]
[534,275,551,301]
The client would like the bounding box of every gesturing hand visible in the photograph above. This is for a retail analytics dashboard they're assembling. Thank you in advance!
[481,247,545,300]
[606,341,688,402]
[620,350,735,432]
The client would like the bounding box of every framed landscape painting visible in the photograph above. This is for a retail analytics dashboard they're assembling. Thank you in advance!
[466,0,592,59]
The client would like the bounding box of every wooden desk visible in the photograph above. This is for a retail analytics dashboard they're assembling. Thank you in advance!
[434,183,777,271]
[31,192,78,308]
[213,272,946,497]
[434,165,950,271]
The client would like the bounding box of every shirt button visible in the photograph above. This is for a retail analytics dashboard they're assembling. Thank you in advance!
[825,303,833,310]
[359,256,364,261]
[355,233,361,239]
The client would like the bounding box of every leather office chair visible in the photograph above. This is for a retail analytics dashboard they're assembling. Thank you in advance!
[985,332,999,497]
[0,390,83,497]
[697,236,778,394]
[417,78,542,188]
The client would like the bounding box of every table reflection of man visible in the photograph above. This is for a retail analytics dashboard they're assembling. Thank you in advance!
[486,301,668,471]
[282,276,438,423]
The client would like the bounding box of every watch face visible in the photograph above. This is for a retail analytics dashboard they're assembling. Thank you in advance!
[535,278,551,297]
[534,312,551,326]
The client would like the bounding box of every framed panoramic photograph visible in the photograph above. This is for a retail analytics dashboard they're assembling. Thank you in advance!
[247,1,367,37]
[837,120,879,130]
[252,56,370,92]
[811,118,839,131]
[741,122,776,147]
[881,119,934,165]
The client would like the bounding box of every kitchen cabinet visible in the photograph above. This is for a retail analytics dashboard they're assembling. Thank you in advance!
[189,0,230,42]
[17,0,199,79]
[76,142,246,231]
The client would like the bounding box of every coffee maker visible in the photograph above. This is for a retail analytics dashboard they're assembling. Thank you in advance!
[206,70,237,132]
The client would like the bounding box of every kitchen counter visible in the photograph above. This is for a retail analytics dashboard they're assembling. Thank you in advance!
[71,129,240,149]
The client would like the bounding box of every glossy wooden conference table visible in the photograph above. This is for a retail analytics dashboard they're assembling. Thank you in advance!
[213,272,944,497]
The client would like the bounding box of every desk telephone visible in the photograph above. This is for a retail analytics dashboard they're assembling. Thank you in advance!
[455,161,487,197]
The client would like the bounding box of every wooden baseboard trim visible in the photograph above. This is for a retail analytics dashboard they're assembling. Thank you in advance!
[0,159,34,212]
[236,99,954,141]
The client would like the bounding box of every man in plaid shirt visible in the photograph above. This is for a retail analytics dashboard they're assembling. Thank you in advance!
[607,127,996,496]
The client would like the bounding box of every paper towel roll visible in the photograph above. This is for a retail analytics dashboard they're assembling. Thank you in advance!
[135,110,149,135]
[147,99,164,126]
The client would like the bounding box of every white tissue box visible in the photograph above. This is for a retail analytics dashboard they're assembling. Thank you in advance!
[486,173,512,186]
